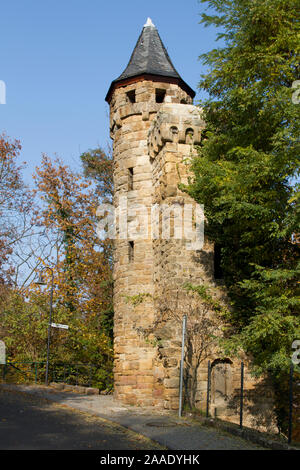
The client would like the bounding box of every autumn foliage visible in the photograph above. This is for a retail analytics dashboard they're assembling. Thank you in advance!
[0,138,114,390]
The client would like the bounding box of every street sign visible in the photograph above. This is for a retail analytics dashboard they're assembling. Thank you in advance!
[51,323,69,330]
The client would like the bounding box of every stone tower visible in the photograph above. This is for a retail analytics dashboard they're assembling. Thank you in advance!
[104,19,276,427]
[105,18,206,409]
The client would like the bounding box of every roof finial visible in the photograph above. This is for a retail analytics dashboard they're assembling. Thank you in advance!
[144,17,155,28]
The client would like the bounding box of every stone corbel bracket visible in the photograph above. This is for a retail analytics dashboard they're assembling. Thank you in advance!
[148,104,205,160]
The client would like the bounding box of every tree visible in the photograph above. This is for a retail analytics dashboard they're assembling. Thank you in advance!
[80,146,114,335]
[31,155,113,387]
[34,155,111,311]
[80,146,113,204]
[0,138,114,389]
[0,134,32,286]
[184,0,300,428]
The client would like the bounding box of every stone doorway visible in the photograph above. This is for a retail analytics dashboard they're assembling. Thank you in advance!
[211,359,233,417]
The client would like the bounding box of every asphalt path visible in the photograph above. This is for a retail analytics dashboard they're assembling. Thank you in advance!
[0,388,164,450]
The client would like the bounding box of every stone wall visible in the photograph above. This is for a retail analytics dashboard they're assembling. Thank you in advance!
[110,80,193,407]
[148,103,213,409]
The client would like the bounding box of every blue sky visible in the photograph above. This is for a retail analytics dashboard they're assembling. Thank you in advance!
[0,0,220,185]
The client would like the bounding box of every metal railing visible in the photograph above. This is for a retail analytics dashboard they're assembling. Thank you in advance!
[0,361,100,388]
[204,362,300,445]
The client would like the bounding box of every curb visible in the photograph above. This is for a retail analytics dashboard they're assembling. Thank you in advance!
[49,382,99,395]
[197,416,299,451]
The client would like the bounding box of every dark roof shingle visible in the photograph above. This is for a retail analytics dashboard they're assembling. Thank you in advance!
[117,18,181,81]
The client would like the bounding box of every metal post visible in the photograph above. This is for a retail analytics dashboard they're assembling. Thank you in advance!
[34,362,38,384]
[288,363,294,444]
[2,364,6,381]
[179,315,187,417]
[240,361,244,429]
[89,365,92,387]
[45,268,54,386]
[206,361,211,418]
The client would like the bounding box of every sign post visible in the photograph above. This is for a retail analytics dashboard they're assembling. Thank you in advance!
[179,315,187,417]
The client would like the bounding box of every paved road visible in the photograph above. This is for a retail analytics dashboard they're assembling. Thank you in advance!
[0,385,265,450]
[0,388,164,450]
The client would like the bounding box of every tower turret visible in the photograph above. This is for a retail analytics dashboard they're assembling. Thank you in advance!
[107,19,199,408]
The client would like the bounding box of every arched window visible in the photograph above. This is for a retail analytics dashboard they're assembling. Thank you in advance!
[185,128,194,144]
[170,126,179,142]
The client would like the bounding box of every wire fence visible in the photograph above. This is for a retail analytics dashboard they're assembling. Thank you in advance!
[0,361,100,389]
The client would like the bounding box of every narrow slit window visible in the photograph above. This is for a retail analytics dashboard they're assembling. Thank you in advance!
[129,241,134,262]
[126,90,136,103]
[156,89,166,103]
[214,244,223,280]
[128,167,133,190]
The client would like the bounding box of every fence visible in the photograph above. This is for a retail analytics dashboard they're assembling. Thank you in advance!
[0,362,100,389]
[184,360,300,446]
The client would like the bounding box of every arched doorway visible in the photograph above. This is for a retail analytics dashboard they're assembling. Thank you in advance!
[211,359,233,414]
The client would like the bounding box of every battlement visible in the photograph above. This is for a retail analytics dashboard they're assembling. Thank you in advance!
[148,103,204,159]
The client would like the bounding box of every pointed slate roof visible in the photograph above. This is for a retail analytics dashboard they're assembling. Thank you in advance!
[105,18,195,102]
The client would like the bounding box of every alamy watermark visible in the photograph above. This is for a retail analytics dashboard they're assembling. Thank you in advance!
[96,197,205,250]
[0,340,5,364]
[0,80,6,104]
[292,340,300,365]
[291,80,300,105]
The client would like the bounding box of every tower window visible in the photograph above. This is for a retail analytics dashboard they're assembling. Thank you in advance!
[186,128,194,144]
[128,241,134,262]
[128,167,133,190]
[214,244,223,280]
[170,126,179,142]
[126,90,136,103]
[156,89,166,103]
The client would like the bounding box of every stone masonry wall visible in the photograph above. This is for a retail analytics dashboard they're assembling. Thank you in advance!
[110,80,193,407]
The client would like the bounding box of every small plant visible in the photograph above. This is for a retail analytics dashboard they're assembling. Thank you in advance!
[123,292,152,307]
